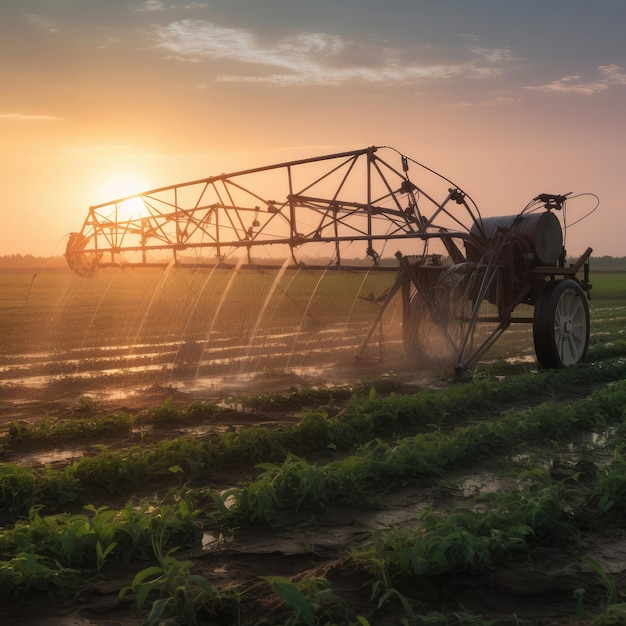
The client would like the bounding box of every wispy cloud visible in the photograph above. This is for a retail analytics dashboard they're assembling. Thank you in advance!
[135,1,168,11]
[151,20,516,86]
[526,64,626,95]
[445,96,516,108]
[0,113,64,121]
[135,1,206,11]
[24,13,61,34]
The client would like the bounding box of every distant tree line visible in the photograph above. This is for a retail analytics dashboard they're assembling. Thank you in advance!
[0,253,624,270]
[583,256,626,270]
[0,254,65,268]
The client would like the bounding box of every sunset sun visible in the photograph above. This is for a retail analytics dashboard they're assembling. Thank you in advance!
[97,174,151,222]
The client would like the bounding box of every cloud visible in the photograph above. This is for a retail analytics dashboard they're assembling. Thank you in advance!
[137,0,207,11]
[24,13,61,34]
[135,1,168,12]
[98,36,122,50]
[525,64,626,95]
[150,20,516,86]
[0,113,64,121]
[466,47,521,79]
[445,96,516,108]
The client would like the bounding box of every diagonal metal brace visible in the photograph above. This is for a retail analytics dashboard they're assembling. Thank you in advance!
[355,262,408,361]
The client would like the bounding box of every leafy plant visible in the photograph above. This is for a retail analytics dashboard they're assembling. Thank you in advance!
[267,576,316,626]
[121,535,237,625]
[267,574,368,626]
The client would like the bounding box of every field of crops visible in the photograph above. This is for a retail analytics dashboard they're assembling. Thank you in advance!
[0,266,408,408]
[1,267,626,625]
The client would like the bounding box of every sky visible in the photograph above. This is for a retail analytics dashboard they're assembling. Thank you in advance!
[1,0,625,258]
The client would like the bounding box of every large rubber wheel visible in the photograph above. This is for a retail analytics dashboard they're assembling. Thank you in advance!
[533,279,589,368]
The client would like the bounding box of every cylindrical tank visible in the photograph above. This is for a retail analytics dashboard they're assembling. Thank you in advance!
[470,211,563,266]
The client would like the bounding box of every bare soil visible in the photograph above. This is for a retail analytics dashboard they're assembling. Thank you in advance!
[1,268,624,625]
[1,359,624,626]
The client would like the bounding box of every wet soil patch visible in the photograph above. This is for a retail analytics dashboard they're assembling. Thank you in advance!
[2,356,626,624]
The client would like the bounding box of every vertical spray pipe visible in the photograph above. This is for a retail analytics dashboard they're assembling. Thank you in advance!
[288,164,296,263]
[88,207,101,264]
[334,202,340,265]
[174,186,179,266]
[367,147,373,260]
[141,216,147,265]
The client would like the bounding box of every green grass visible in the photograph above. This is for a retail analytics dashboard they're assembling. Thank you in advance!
[589,272,626,302]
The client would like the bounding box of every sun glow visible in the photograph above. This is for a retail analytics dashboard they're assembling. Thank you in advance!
[97,174,151,222]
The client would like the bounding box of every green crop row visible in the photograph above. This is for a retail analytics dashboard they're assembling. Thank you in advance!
[2,356,626,522]
[261,452,626,624]
[0,492,201,595]
[1,368,625,623]
[5,450,626,622]
[215,440,626,624]
[215,376,626,525]
[4,412,134,446]
[346,460,626,624]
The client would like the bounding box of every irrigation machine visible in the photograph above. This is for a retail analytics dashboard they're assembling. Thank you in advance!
[66,146,595,375]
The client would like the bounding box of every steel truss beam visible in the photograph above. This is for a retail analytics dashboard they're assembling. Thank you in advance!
[65,146,481,276]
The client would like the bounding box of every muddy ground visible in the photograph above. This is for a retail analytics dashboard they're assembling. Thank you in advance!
[1,267,624,624]
[1,354,625,626]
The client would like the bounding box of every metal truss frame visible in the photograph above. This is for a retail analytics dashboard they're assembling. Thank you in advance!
[65,146,483,276]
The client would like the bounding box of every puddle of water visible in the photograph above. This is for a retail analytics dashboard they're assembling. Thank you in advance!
[15,448,82,466]
[174,425,230,436]
[458,470,520,497]
[503,354,536,365]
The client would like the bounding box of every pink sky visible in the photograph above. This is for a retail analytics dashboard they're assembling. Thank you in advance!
[1,0,625,258]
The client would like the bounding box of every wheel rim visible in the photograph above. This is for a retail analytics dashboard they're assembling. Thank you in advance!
[553,287,588,366]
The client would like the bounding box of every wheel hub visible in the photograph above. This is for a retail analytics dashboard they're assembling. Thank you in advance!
[562,318,572,335]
